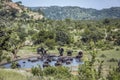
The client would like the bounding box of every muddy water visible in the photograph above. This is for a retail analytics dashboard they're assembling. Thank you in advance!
[2,56,84,71]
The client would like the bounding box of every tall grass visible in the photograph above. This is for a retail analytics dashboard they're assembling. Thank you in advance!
[0,69,28,80]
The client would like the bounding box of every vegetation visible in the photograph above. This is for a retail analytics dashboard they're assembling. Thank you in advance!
[30,6,120,20]
[0,69,28,80]
[0,0,120,80]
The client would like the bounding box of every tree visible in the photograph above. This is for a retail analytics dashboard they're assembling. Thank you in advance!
[78,50,104,80]
[81,27,104,43]
[0,27,12,62]
[55,30,72,44]
[15,1,22,5]
[32,30,55,44]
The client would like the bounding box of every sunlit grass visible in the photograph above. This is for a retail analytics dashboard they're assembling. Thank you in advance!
[0,69,28,80]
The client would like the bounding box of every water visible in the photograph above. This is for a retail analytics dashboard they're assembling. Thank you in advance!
[1,56,84,70]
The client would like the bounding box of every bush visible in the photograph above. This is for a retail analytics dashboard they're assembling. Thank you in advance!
[57,41,64,46]
[43,66,57,76]
[44,39,56,50]
[100,54,106,58]
[31,66,72,80]
[11,62,19,69]
[6,56,11,62]
[116,48,119,51]
[55,30,72,44]
[55,66,71,79]
[107,68,120,80]
[108,58,118,62]
[31,66,43,76]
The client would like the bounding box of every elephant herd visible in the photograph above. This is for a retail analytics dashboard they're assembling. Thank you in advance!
[37,47,83,58]
[36,47,83,68]
[13,47,83,68]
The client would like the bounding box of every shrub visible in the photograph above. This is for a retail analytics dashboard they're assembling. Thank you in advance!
[107,68,120,80]
[31,66,43,76]
[11,62,18,69]
[108,58,118,62]
[100,54,106,58]
[78,50,104,80]
[44,39,56,50]
[6,56,11,62]
[116,48,119,51]
[55,66,71,79]
[43,66,57,76]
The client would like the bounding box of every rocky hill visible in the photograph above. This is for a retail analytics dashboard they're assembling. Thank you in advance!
[30,6,120,20]
[0,0,43,21]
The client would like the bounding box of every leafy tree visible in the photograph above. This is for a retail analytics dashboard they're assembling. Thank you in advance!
[32,30,55,44]
[55,30,72,44]
[0,27,12,62]
[81,27,104,43]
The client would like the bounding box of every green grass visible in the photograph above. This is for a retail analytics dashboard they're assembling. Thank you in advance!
[97,49,120,68]
[0,69,29,80]
[17,46,38,57]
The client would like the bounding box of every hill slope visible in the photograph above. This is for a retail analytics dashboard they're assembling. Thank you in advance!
[0,0,43,21]
[30,6,120,20]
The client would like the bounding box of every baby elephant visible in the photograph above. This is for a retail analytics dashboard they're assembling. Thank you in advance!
[67,50,73,56]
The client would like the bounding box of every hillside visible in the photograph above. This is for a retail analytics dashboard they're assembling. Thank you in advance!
[0,0,43,21]
[30,6,120,20]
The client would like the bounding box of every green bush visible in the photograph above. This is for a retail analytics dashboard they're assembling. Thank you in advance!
[43,66,57,76]
[44,39,56,50]
[31,66,43,76]
[107,68,120,80]
[55,66,72,79]
[11,62,18,69]
[100,54,106,58]
[6,56,11,62]
[78,50,104,80]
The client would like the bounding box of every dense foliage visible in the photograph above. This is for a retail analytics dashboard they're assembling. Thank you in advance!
[30,6,120,20]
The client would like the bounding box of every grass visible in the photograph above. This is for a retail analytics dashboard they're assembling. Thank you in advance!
[97,49,120,67]
[18,45,80,56]
[0,69,29,80]
[17,46,38,57]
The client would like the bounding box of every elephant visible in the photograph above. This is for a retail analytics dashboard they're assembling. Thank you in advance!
[75,51,83,62]
[37,47,47,57]
[16,63,21,68]
[78,51,83,58]
[57,47,64,56]
[67,50,73,56]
